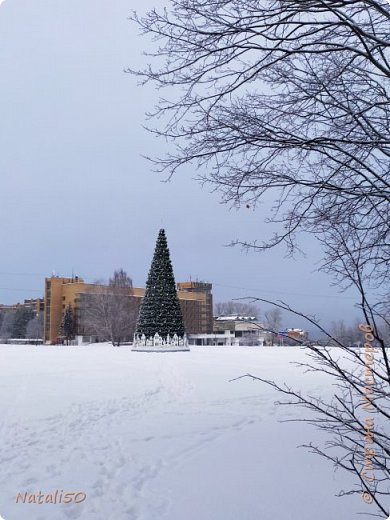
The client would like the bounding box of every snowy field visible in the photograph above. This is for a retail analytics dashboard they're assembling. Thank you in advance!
[0,344,373,519]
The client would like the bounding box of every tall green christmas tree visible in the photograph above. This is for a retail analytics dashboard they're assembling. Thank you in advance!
[136,229,185,338]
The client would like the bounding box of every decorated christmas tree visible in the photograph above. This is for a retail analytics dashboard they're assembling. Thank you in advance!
[136,229,185,339]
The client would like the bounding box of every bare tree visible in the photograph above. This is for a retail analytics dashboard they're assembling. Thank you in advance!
[132,1,390,514]
[264,308,283,345]
[131,0,389,285]
[80,270,139,346]
[331,320,352,344]
[330,318,363,347]
[214,301,259,318]
[26,314,44,344]
[228,223,390,514]
[236,292,390,517]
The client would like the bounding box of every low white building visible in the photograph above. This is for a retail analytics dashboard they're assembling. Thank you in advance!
[188,316,272,346]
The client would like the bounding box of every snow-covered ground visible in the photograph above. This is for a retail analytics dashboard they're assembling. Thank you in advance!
[0,344,372,519]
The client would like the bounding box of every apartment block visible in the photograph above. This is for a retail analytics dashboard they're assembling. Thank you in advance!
[44,276,213,344]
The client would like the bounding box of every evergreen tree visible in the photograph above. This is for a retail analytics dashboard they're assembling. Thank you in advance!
[12,308,35,338]
[60,304,76,345]
[136,229,185,338]
[0,310,16,340]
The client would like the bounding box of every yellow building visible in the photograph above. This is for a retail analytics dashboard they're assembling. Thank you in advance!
[44,276,213,344]
[0,298,44,315]
[177,281,213,335]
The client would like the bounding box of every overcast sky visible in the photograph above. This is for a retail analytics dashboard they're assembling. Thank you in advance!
[0,0,367,331]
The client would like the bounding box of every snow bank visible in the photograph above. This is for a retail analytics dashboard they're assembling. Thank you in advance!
[0,344,369,519]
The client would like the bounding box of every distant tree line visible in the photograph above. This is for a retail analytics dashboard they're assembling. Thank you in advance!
[330,318,390,349]
[214,301,260,319]
[214,302,390,347]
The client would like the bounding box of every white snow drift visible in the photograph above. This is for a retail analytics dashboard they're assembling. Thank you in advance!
[0,344,370,519]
